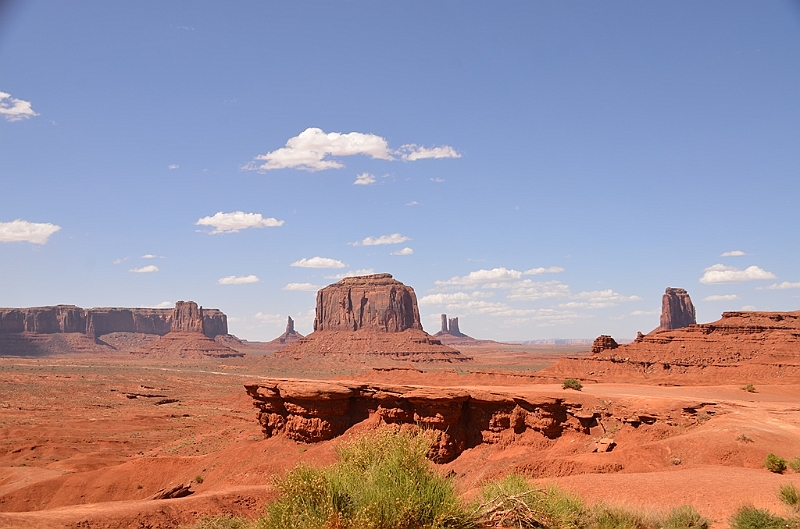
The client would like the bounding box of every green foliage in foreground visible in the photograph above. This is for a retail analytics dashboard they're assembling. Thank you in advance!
[562,378,583,391]
[189,515,253,529]
[765,453,787,473]
[789,456,800,473]
[728,505,797,529]
[780,484,800,511]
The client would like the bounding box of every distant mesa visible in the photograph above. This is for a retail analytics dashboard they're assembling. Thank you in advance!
[273,274,468,363]
[433,313,501,346]
[653,287,696,333]
[270,316,305,345]
[135,301,243,359]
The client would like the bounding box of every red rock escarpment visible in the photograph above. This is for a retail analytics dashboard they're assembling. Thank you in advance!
[313,273,422,332]
[0,305,228,338]
[245,379,712,463]
[539,310,800,383]
[653,287,696,333]
[590,335,619,354]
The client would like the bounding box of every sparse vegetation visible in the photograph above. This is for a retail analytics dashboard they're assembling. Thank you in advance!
[780,484,800,511]
[789,456,800,473]
[741,384,756,393]
[562,378,583,391]
[736,433,754,443]
[661,505,708,528]
[765,453,787,474]
[195,474,204,484]
[729,505,793,529]
[189,515,253,529]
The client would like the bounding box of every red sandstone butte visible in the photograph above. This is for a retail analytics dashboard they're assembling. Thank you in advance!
[653,287,696,332]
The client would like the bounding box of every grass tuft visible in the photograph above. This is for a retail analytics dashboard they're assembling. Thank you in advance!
[779,484,800,511]
[765,453,787,474]
[188,515,253,529]
[662,505,709,529]
[729,505,792,529]
[562,378,583,391]
[789,456,800,473]
[741,384,756,393]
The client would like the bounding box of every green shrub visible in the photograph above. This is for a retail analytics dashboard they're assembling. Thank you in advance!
[479,474,584,528]
[661,505,708,529]
[188,515,253,529]
[259,427,475,529]
[765,453,787,474]
[590,503,649,529]
[741,384,756,393]
[729,505,790,529]
[779,484,800,510]
[195,474,204,484]
[789,456,800,473]
[563,378,583,391]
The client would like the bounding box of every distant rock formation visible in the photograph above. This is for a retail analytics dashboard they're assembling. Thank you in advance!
[655,287,696,332]
[313,273,422,332]
[539,310,800,384]
[274,274,467,363]
[135,301,242,359]
[0,305,228,339]
[590,335,618,354]
[270,316,305,346]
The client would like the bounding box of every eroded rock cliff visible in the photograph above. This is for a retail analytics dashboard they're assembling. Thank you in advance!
[655,287,696,332]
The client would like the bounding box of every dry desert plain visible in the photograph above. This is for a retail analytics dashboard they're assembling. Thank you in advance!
[1,343,800,528]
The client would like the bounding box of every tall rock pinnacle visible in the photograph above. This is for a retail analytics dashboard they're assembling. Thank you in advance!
[658,287,696,331]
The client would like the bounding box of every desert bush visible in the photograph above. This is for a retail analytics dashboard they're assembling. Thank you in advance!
[729,505,791,529]
[589,504,649,529]
[258,427,475,529]
[661,505,708,529]
[741,384,756,393]
[779,484,800,511]
[195,474,204,484]
[789,456,800,473]
[765,453,787,474]
[736,433,754,443]
[478,474,584,528]
[188,515,253,529]
[562,378,583,391]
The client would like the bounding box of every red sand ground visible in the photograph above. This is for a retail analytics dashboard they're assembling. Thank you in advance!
[1,345,799,528]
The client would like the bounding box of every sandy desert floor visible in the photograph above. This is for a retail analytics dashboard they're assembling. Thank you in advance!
[1,348,799,528]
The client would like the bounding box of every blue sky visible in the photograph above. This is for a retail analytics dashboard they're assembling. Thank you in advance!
[1,1,799,341]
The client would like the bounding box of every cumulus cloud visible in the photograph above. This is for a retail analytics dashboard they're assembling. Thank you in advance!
[246,127,461,172]
[703,294,740,302]
[418,292,495,306]
[699,264,776,284]
[506,280,571,301]
[630,309,659,316]
[0,92,38,122]
[129,265,159,273]
[0,220,61,244]
[352,233,411,246]
[141,254,162,259]
[391,247,413,256]
[397,144,461,161]
[196,211,284,234]
[430,177,445,183]
[763,281,800,290]
[113,257,129,265]
[151,301,174,308]
[721,250,746,257]
[436,267,563,288]
[560,290,641,309]
[353,173,376,185]
[218,275,260,285]
[168,164,179,170]
[254,312,284,324]
[406,201,420,206]
[291,257,346,269]
[326,268,375,279]
[283,282,320,291]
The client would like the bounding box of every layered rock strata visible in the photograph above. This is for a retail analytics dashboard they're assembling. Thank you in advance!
[539,310,800,384]
[245,379,711,463]
[274,274,467,362]
[0,305,227,338]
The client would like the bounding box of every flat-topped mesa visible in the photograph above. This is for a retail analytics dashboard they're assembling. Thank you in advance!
[656,287,696,332]
[171,301,204,333]
[313,273,422,332]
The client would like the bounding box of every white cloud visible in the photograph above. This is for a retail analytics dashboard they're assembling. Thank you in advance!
[523,266,565,275]
[436,267,562,288]
[196,211,285,234]
[326,268,375,279]
[218,274,260,285]
[763,281,800,290]
[0,92,38,122]
[630,309,659,316]
[168,164,179,170]
[151,301,174,309]
[406,201,420,206]
[398,144,461,161]
[430,177,445,183]
[352,233,411,246]
[391,247,413,256]
[741,305,757,311]
[129,265,159,273]
[699,264,776,284]
[141,254,161,259]
[247,127,393,172]
[703,294,740,302]
[254,312,284,324]
[0,220,61,244]
[506,280,571,301]
[720,250,746,257]
[353,172,376,185]
[560,290,641,309]
[113,257,129,265]
[291,256,346,269]
[283,282,320,291]
[418,291,495,306]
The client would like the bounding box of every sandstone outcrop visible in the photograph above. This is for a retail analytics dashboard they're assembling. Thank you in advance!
[273,275,467,363]
[313,273,422,332]
[270,316,304,346]
[134,302,242,359]
[539,310,800,384]
[590,335,618,354]
[0,305,228,338]
[654,287,696,332]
